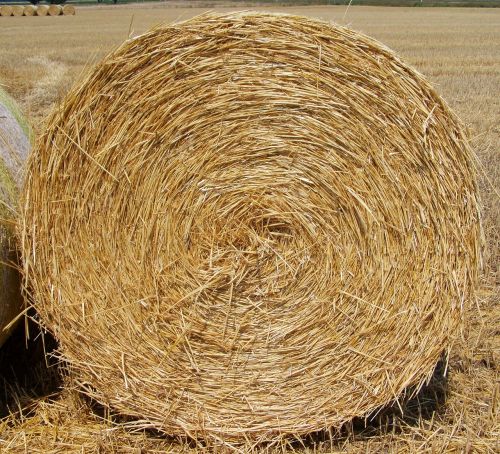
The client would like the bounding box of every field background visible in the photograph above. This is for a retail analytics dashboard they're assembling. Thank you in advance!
[13,1,500,7]
[0,3,498,452]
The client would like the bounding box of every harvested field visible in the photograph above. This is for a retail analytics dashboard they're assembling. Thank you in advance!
[0,3,498,453]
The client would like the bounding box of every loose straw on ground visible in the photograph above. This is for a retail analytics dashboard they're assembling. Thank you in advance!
[21,12,480,444]
[0,88,30,348]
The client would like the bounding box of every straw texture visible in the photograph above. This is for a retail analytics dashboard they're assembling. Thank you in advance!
[0,88,29,348]
[21,12,480,443]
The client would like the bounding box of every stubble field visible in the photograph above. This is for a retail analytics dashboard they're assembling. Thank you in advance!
[0,3,498,453]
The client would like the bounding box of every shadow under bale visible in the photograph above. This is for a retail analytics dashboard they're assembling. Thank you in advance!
[0,355,458,452]
[0,314,61,419]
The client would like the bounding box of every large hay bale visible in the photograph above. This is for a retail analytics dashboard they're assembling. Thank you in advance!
[47,4,61,16]
[11,6,24,17]
[0,88,30,348]
[21,13,480,443]
[0,5,13,17]
[36,5,48,17]
[23,5,36,17]
[62,4,75,16]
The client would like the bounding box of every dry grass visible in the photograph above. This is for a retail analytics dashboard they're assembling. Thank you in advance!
[0,3,498,453]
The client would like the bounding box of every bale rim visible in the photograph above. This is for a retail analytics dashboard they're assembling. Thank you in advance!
[21,12,481,443]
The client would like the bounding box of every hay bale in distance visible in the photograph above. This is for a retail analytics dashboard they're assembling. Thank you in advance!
[62,4,75,16]
[21,12,480,443]
[11,6,24,16]
[47,4,61,16]
[0,88,30,348]
[23,5,36,17]
[36,5,49,16]
[0,5,13,16]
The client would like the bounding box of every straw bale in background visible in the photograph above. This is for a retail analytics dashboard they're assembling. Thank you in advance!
[47,4,61,16]
[0,6,13,17]
[36,5,49,17]
[11,6,24,16]
[62,4,75,16]
[23,5,36,17]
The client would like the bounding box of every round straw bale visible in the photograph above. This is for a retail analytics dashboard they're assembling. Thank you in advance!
[62,4,75,15]
[11,6,24,16]
[23,5,36,16]
[47,4,61,16]
[36,5,48,16]
[21,12,480,443]
[0,88,30,348]
[0,5,13,16]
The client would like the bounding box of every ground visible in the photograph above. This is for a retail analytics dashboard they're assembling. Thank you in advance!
[0,3,498,453]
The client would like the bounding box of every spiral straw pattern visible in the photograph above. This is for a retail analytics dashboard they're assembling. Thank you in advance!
[22,12,480,443]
